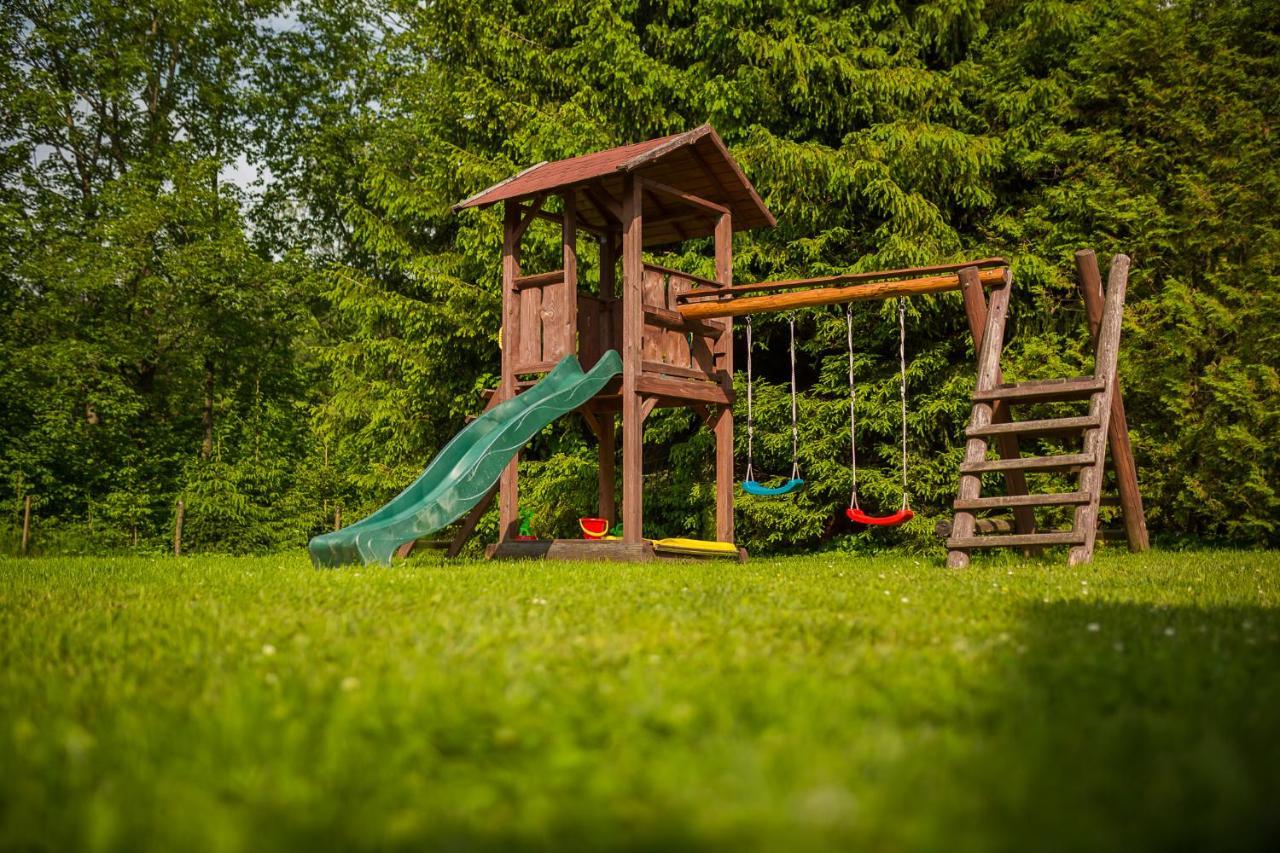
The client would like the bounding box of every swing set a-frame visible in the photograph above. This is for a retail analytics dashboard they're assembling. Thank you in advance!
[449,125,1148,566]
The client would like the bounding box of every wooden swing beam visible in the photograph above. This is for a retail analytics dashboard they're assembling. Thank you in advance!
[676,265,1007,320]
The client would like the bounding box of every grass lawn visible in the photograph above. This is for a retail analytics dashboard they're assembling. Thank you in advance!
[1,549,1278,852]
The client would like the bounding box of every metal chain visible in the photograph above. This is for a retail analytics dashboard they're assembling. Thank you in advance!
[898,297,910,510]
[846,305,859,510]
[745,314,754,483]
[789,314,800,480]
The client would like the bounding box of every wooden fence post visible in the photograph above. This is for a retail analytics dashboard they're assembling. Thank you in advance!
[21,495,31,555]
[173,499,184,557]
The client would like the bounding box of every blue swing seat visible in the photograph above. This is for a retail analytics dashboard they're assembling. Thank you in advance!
[742,477,805,496]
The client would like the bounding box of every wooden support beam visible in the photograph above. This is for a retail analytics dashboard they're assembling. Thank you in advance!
[959,267,1039,549]
[640,176,729,217]
[621,175,645,545]
[1076,249,1149,552]
[642,262,721,290]
[679,267,1007,321]
[499,202,522,541]
[513,270,563,290]
[713,212,734,544]
[678,258,1008,302]
[948,271,1012,568]
[584,182,623,225]
[513,193,547,242]
[643,304,722,338]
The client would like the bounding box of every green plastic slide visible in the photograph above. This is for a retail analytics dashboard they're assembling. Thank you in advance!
[308,350,623,568]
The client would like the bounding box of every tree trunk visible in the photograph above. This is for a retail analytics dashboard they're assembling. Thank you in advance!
[201,357,214,459]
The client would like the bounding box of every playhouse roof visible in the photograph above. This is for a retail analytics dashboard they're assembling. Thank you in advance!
[454,125,775,246]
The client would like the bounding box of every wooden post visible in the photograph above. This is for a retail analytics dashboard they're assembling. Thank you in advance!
[958,268,1039,550]
[713,212,735,543]
[1075,249,1149,552]
[173,499,184,557]
[620,175,645,545]
[20,495,31,555]
[562,190,578,357]
[947,271,1013,568]
[1069,255,1129,566]
[499,202,522,541]
[597,414,616,524]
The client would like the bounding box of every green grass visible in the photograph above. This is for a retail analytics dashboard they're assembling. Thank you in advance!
[1,550,1278,852]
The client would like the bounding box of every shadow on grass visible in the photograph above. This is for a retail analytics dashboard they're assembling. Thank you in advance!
[889,599,1280,853]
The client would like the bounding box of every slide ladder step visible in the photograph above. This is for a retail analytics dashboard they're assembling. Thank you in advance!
[967,415,1101,439]
[946,531,1086,549]
[960,452,1095,475]
[974,376,1105,404]
[953,491,1092,511]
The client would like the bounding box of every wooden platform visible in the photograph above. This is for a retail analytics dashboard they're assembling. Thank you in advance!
[486,539,747,563]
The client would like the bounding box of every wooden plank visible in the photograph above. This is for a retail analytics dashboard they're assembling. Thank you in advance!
[577,294,599,368]
[960,453,1094,475]
[953,491,1091,510]
[621,175,645,545]
[513,269,564,290]
[599,231,617,299]
[973,377,1106,404]
[641,360,722,382]
[447,483,498,557]
[643,262,720,289]
[593,413,616,524]
[665,276,693,367]
[558,191,579,360]
[959,267,1038,548]
[635,375,732,405]
[713,212,734,544]
[499,202,521,541]
[642,268,666,363]
[643,304,721,338]
[947,272,1012,568]
[679,267,1007,320]
[947,531,1086,549]
[518,276,542,364]
[512,193,547,242]
[640,176,729,216]
[487,539,656,562]
[935,516,1017,537]
[1076,249,1148,552]
[967,415,1101,438]
[1068,254,1129,566]
[678,258,1008,302]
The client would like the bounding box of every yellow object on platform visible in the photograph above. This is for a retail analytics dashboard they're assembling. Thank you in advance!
[650,537,740,558]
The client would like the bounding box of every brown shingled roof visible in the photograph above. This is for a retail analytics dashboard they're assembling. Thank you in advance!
[454,125,775,246]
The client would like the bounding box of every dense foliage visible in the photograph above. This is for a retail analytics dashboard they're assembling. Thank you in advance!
[2,0,1276,554]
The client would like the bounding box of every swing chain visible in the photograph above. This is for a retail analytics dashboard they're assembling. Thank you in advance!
[846,305,859,510]
[789,313,800,481]
[745,314,754,484]
[897,297,910,510]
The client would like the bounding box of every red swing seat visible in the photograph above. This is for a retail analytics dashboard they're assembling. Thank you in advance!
[846,506,914,527]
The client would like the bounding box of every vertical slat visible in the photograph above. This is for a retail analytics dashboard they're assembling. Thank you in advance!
[549,191,578,361]
[666,275,694,368]
[499,202,521,540]
[947,269,1012,568]
[1069,255,1129,566]
[595,414,616,524]
[519,280,542,365]
[713,212,734,544]
[958,268,1039,550]
[621,176,645,545]
[642,268,667,363]
[578,296,598,368]
[1076,249,1149,552]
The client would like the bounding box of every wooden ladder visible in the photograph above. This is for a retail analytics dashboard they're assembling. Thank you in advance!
[946,250,1149,567]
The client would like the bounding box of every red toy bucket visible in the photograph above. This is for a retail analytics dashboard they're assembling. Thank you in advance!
[579,517,609,539]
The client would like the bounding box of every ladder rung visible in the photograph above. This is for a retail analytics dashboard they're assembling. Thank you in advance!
[947,531,1086,549]
[953,491,1092,511]
[960,453,1095,475]
[974,377,1105,404]
[967,416,1101,439]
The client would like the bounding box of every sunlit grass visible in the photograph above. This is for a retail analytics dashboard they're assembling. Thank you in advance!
[1,549,1277,851]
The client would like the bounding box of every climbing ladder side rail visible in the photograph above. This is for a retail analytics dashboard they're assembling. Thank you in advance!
[947,269,1013,568]
[1068,255,1129,565]
[1075,250,1150,552]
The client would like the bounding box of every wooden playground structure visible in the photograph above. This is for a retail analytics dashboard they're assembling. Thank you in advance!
[451,125,1148,565]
